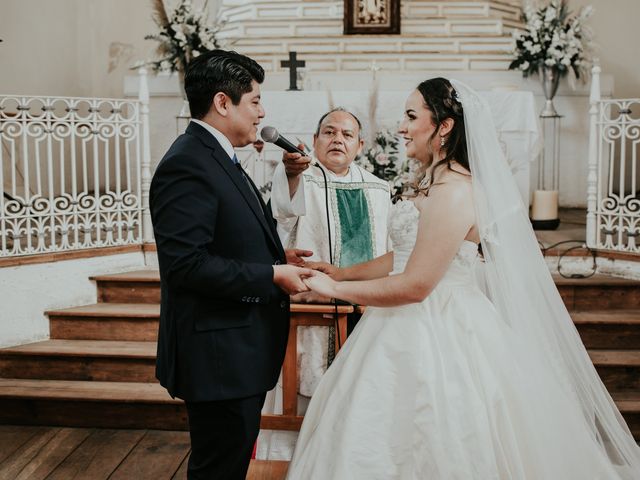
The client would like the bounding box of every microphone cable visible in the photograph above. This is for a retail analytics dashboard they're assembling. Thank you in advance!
[312,161,343,363]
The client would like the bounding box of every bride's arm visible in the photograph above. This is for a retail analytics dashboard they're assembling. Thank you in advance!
[306,182,475,307]
[319,252,393,281]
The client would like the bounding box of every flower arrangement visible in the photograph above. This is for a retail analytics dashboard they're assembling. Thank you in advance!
[144,0,222,74]
[509,0,593,81]
[356,129,414,197]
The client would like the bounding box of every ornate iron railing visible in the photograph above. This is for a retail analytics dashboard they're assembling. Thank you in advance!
[0,69,152,257]
[587,66,640,253]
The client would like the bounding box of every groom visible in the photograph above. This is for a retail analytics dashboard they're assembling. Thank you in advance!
[150,50,312,480]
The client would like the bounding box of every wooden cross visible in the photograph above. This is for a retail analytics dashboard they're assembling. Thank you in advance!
[281,51,306,91]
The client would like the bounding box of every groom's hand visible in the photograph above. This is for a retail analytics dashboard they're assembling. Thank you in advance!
[285,248,313,266]
[273,264,313,295]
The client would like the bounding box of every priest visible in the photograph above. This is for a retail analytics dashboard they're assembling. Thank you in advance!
[270,107,391,394]
[258,107,391,460]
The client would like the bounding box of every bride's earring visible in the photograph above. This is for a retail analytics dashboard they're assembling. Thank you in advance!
[440,136,445,147]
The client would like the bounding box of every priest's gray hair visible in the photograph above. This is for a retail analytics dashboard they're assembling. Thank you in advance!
[315,107,363,140]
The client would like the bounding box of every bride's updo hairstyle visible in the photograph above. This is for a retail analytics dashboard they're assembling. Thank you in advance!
[416,77,469,194]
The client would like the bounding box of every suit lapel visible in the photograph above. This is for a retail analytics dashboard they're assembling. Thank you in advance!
[185,123,282,254]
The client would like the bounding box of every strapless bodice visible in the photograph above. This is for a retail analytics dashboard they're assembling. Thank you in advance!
[389,200,479,284]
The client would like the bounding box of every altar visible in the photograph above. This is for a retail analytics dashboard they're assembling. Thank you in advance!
[237,88,541,207]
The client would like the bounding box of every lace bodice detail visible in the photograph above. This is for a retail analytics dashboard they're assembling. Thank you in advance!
[389,200,479,276]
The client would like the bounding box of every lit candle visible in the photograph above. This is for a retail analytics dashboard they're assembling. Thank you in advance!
[531,190,558,220]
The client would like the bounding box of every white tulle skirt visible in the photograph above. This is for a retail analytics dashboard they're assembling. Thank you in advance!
[286,280,626,479]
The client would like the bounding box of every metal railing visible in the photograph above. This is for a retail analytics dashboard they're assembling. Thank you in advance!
[587,66,640,253]
[0,68,152,258]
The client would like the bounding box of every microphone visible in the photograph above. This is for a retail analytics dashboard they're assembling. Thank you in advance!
[260,126,307,156]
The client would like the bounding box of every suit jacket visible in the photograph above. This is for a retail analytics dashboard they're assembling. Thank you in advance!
[150,122,289,402]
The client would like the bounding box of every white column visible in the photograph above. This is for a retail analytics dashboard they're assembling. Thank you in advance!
[138,67,154,244]
[586,64,601,248]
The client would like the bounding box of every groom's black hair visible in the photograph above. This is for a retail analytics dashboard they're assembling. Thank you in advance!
[184,49,265,119]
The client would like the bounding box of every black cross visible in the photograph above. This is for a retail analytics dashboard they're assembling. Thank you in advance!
[280,51,305,91]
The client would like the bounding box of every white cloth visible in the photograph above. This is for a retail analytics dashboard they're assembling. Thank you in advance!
[286,201,631,479]
[271,160,391,262]
[258,160,391,461]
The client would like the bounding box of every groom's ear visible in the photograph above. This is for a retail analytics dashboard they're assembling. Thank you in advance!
[438,117,455,137]
[212,92,230,117]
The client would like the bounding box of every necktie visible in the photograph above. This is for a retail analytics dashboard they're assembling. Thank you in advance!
[233,155,264,214]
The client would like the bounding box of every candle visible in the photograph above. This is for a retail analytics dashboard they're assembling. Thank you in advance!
[531,190,558,220]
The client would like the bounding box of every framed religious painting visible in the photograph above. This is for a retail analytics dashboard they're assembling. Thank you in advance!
[344,0,400,35]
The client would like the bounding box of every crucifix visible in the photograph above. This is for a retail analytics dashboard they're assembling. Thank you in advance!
[281,51,306,91]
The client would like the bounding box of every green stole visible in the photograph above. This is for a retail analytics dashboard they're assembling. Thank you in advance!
[335,188,374,267]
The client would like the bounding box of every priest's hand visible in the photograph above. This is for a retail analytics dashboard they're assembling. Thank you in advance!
[303,270,338,300]
[285,248,313,266]
[283,145,311,178]
[273,265,314,295]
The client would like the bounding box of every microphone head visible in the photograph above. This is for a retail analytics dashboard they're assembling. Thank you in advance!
[260,126,279,143]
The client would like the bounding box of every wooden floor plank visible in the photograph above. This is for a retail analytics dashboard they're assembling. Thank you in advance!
[0,427,60,480]
[109,430,190,480]
[12,427,91,480]
[0,425,47,465]
[170,453,190,480]
[247,460,289,480]
[46,429,146,480]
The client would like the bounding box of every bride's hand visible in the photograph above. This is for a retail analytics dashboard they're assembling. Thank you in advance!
[303,270,338,299]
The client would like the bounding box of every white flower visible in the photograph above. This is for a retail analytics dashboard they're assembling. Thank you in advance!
[160,60,172,71]
[544,7,557,22]
[545,58,556,66]
[520,60,530,71]
[561,56,571,66]
[192,50,200,57]
[375,153,390,166]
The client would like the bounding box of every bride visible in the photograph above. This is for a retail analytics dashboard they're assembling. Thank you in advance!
[285,78,640,479]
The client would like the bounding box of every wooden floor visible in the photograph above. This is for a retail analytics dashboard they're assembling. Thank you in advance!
[0,425,287,480]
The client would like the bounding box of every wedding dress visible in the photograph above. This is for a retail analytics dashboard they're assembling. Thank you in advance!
[286,80,640,479]
[286,200,625,479]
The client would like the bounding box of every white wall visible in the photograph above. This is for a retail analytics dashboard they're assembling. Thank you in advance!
[0,252,148,348]
[1,1,637,98]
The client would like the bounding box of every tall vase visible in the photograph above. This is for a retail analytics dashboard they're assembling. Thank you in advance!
[540,65,560,118]
[177,70,190,118]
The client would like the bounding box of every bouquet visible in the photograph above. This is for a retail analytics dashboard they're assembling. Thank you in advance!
[509,0,593,81]
[145,0,222,74]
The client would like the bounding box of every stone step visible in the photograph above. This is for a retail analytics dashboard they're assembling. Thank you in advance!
[0,378,187,431]
[217,17,515,39]
[0,378,637,440]
[93,270,640,311]
[49,303,160,341]
[0,340,157,382]
[555,275,640,310]
[590,350,640,391]
[231,34,516,56]
[47,302,640,350]
[220,1,521,24]
[92,270,160,304]
[573,310,640,349]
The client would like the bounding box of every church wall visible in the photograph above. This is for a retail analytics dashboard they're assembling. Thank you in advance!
[0,0,638,209]
[0,252,147,348]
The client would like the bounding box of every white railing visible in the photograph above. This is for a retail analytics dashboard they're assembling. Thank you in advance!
[587,65,640,253]
[0,68,152,258]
